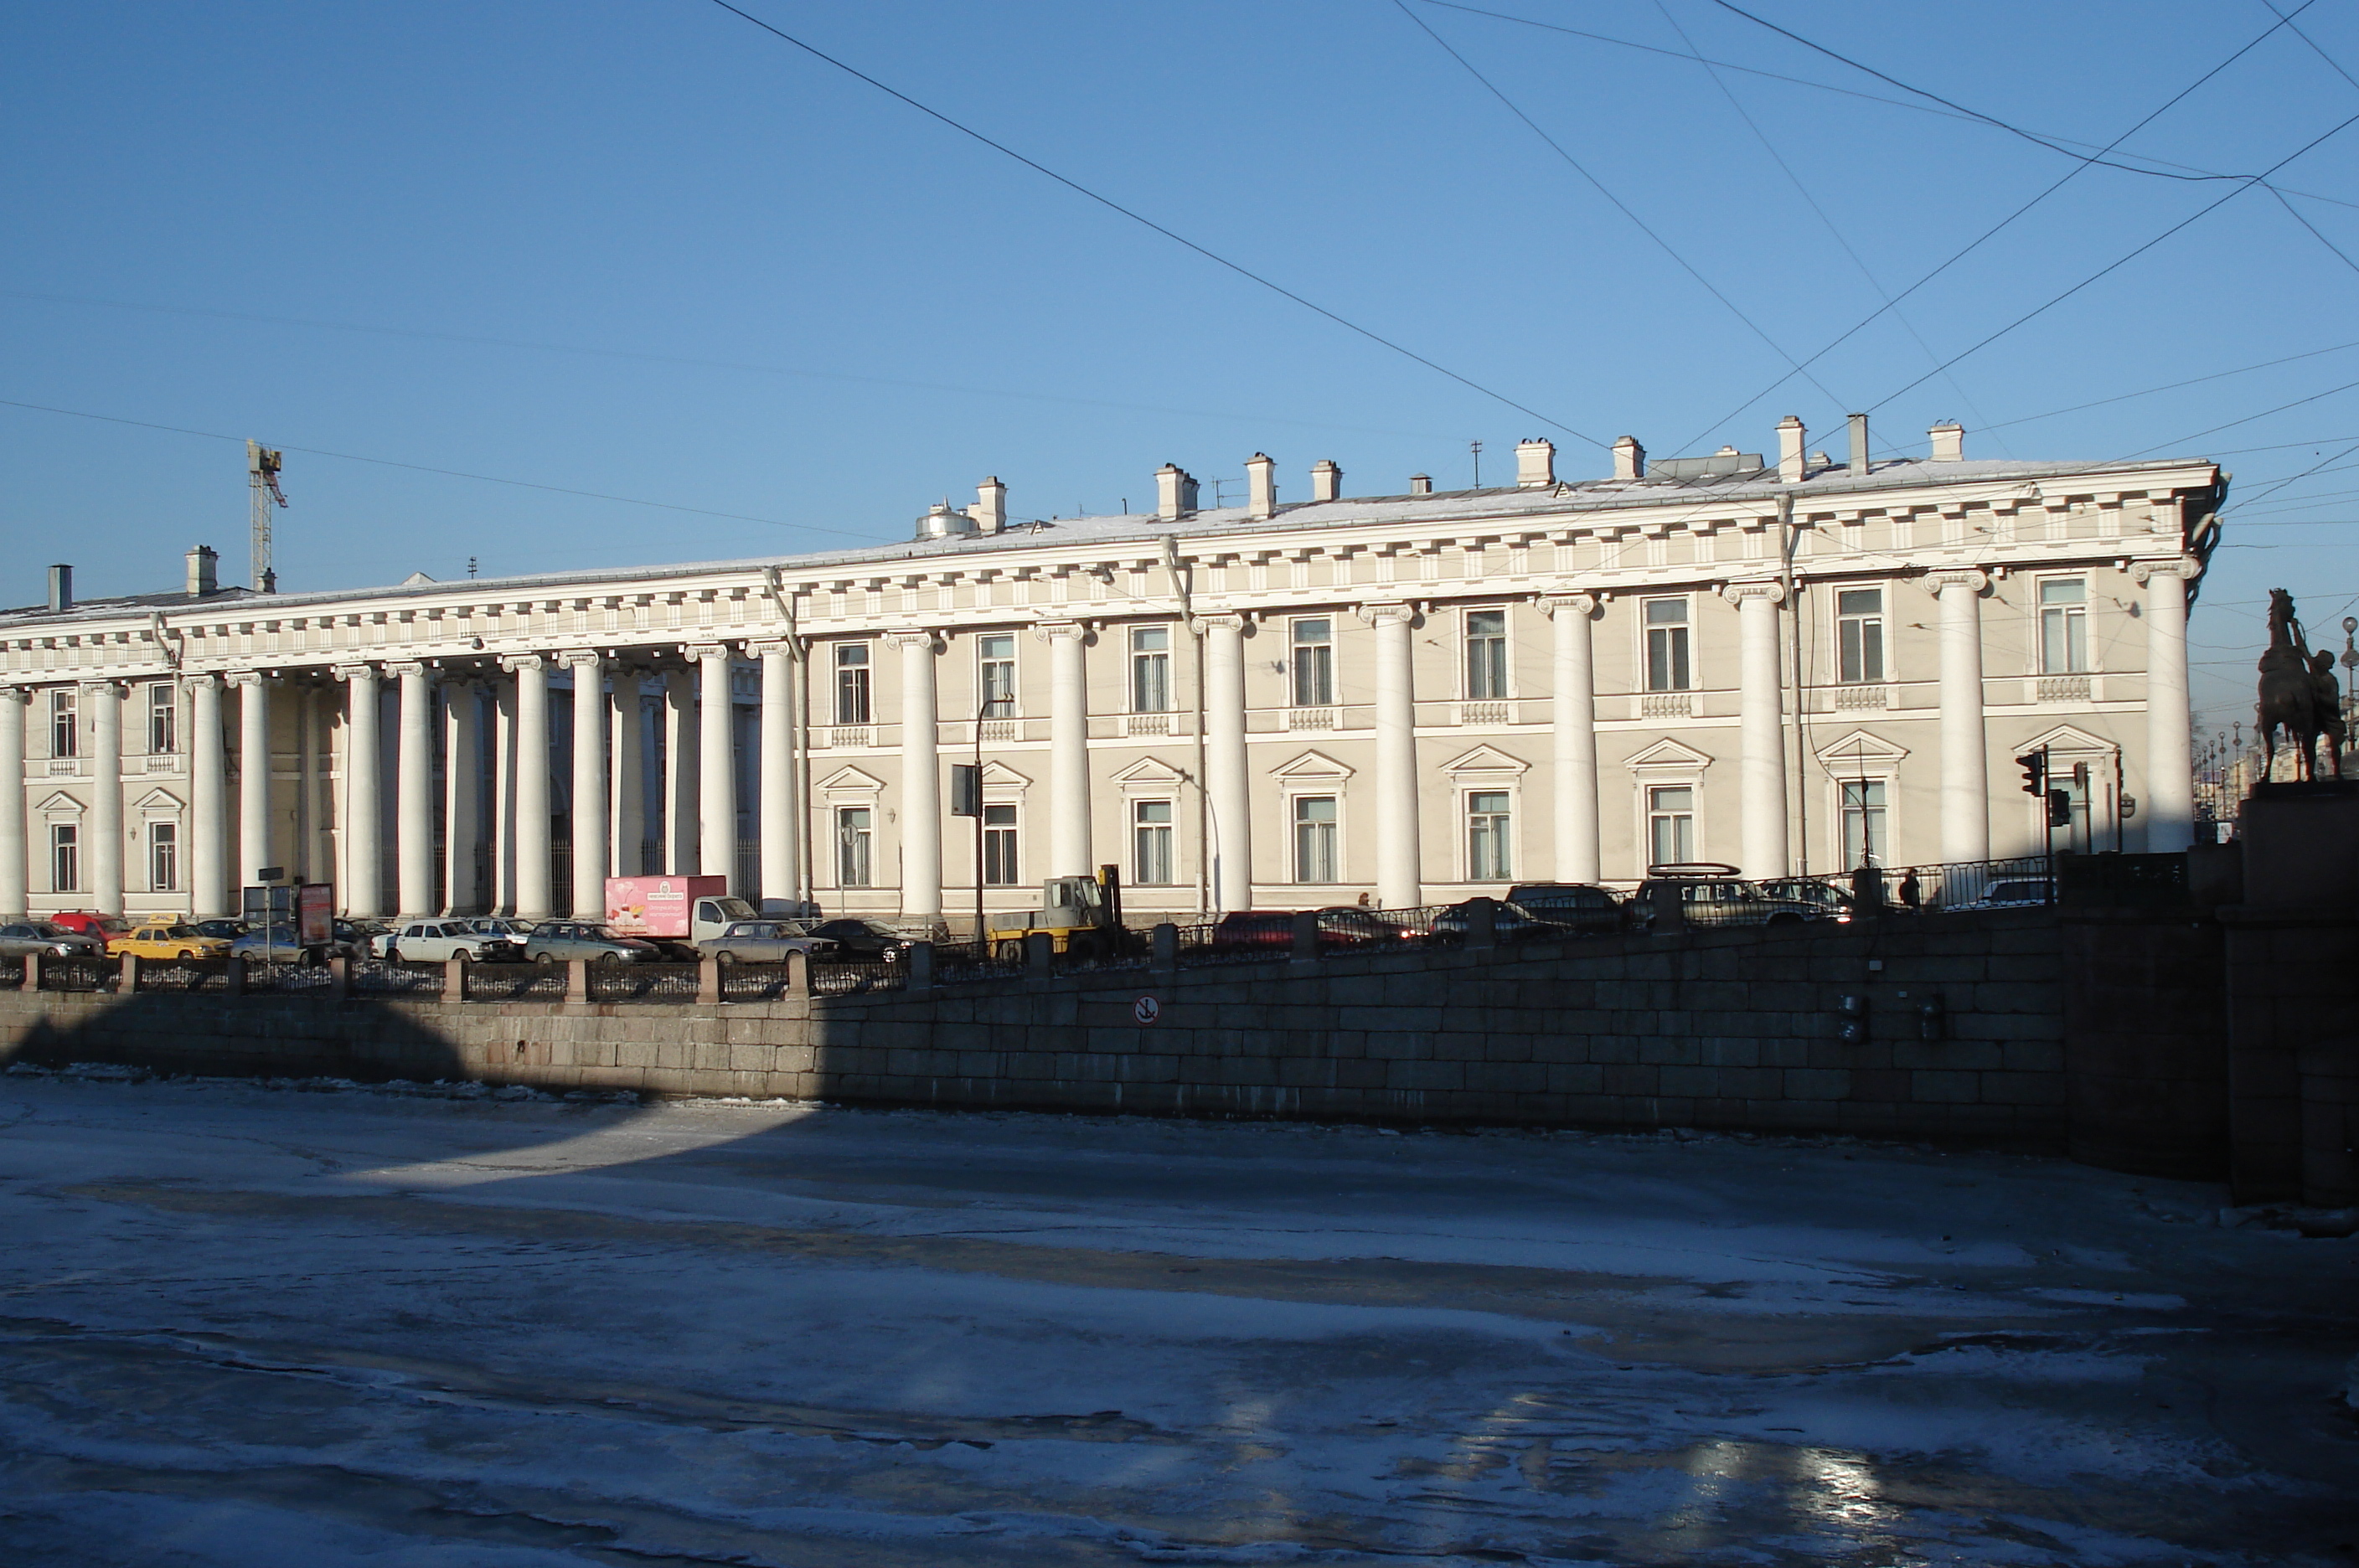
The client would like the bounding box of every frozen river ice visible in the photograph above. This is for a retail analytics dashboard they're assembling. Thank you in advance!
[0,1070,2352,1565]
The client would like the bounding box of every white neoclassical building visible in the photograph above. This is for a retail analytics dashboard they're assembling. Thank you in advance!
[0,417,2220,929]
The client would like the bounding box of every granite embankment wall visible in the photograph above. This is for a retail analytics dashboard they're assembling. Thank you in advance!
[0,910,2067,1143]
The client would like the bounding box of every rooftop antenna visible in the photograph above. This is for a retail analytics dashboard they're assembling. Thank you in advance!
[246,440,286,593]
[1469,438,1483,489]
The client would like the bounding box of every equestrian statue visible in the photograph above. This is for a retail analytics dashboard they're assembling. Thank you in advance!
[2256,588,2345,780]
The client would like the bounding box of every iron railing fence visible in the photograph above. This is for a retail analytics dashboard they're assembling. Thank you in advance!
[350,959,445,996]
[813,962,905,998]
[589,962,701,1003]
[931,941,1026,985]
[1170,920,1283,967]
[720,961,802,1002]
[247,962,337,993]
[37,958,107,992]
[467,962,569,1002]
[1050,934,1153,977]
[134,960,229,993]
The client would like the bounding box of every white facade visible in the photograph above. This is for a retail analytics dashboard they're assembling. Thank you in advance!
[0,423,2222,927]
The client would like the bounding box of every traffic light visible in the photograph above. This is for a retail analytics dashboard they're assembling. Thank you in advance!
[2047,788,2074,828]
[2016,750,2047,797]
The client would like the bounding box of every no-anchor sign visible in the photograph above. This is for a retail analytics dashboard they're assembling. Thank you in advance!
[1133,995,1161,1025]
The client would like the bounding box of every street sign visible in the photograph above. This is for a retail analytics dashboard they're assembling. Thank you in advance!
[950,764,981,818]
[1133,995,1160,1024]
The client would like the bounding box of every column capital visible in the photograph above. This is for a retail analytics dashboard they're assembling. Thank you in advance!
[1538,592,1599,618]
[1718,580,1786,606]
[882,629,942,652]
[0,685,25,708]
[747,639,797,659]
[1918,567,1989,596]
[328,663,374,683]
[222,670,266,689]
[74,677,125,697]
[684,642,734,662]
[1354,601,1416,627]
[2131,556,2203,585]
[1189,612,1247,637]
[386,660,431,680]
[497,652,545,674]
[1032,619,1087,643]
[556,649,604,671]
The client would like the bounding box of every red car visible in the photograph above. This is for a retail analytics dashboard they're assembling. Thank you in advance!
[49,912,132,951]
[1209,908,1417,953]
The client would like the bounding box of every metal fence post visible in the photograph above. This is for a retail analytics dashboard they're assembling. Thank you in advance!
[1290,910,1321,962]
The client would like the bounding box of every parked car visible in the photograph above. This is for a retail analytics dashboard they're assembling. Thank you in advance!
[1503,883,1629,934]
[1425,898,1580,946]
[1947,878,2055,911]
[458,916,535,955]
[370,920,507,963]
[522,922,661,965]
[49,912,132,951]
[191,918,248,941]
[1759,877,1856,921]
[229,924,359,964]
[0,921,105,959]
[694,920,840,965]
[1208,908,1419,953]
[116,922,235,961]
[806,918,921,965]
[1632,865,1830,928]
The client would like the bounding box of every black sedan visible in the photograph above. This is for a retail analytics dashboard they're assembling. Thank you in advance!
[806,919,918,964]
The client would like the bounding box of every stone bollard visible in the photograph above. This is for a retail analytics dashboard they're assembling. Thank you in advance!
[783,949,811,998]
[1464,897,1498,951]
[697,955,722,1005]
[906,941,934,994]
[21,954,39,991]
[565,957,590,1005]
[328,954,350,1000]
[1290,910,1321,962]
[1025,931,1054,975]
[1645,881,1687,934]
[118,952,141,993]
[225,955,248,997]
[444,957,468,1003]
[1151,921,1179,970]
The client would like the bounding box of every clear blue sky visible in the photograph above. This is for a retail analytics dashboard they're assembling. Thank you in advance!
[5,1,2357,734]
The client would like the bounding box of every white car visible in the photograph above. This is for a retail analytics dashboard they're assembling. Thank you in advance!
[369,921,505,963]
[459,916,535,954]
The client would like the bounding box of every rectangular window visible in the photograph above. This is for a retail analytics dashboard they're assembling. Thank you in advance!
[977,634,1015,715]
[835,806,872,886]
[1836,589,1884,684]
[1465,609,1508,699]
[834,642,872,725]
[1291,619,1334,707]
[1129,625,1171,713]
[1644,598,1691,692]
[150,821,178,892]
[1647,786,1694,868]
[50,823,78,892]
[2041,579,2088,673]
[1466,790,1512,880]
[983,803,1019,885]
[148,683,178,754]
[1133,798,1174,885]
[50,690,76,758]
[1840,780,1887,869]
[1293,795,1338,883]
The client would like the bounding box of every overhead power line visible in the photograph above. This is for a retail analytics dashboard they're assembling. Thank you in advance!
[700,0,1608,449]
[1979,339,2359,432]
[1388,0,1851,416]
[0,396,890,544]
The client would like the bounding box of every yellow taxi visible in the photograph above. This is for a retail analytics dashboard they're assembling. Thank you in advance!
[115,922,234,961]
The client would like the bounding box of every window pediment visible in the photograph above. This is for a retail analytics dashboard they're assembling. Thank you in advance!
[1625,737,1713,771]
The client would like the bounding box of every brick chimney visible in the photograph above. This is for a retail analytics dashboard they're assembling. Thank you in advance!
[1928,421,1964,462]
[1776,416,1806,483]
[186,544,219,596]
[1611,436,1645,480]
[971,477,1006,534]
[1155,464,1199,522]
[1309,459,1341,503]
[1245,453,1277,520]
[1515,438,1556,487]
[1847,413,1871,477]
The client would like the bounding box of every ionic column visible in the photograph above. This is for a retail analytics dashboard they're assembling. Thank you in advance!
[609,670,646,880]
[333,666,381,917]
[1721,582,1789,878]
[443,679,483,913]
[755,642,798,911]
[663,667,699,874]
[86,683,124,916]
[1197,615,1251,912]
[690,645,736,890]
[1358,602,1422,908]
[887,632,942,919]
[2135,560,2197,852]
[501,655,551,921]
[391,661,436,920]
[0,688,26,918]
[1037,622,1092,876]
[563,652,608,917]
[227,673,271,893]
[1541,594,1600,883]
[1922,570,1990,864]
[190,674,230,917]
[491,678,516,913]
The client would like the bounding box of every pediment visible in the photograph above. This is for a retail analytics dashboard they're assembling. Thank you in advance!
[817,766,885,793]
[1439,744,1531,776]
[1272,749,1354,781]
[1624,737,1713,771]
[979,760,1031,789]
[2021,723,2116,756]
[34,792,83,818]
[1813,730,1909,768]
[1111,756,1185,787]
[133,787,185,813]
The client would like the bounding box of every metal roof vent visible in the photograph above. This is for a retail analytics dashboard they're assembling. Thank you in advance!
[915,500,976,541]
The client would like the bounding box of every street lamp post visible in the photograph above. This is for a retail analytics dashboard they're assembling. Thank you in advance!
[953,693,1010,948]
